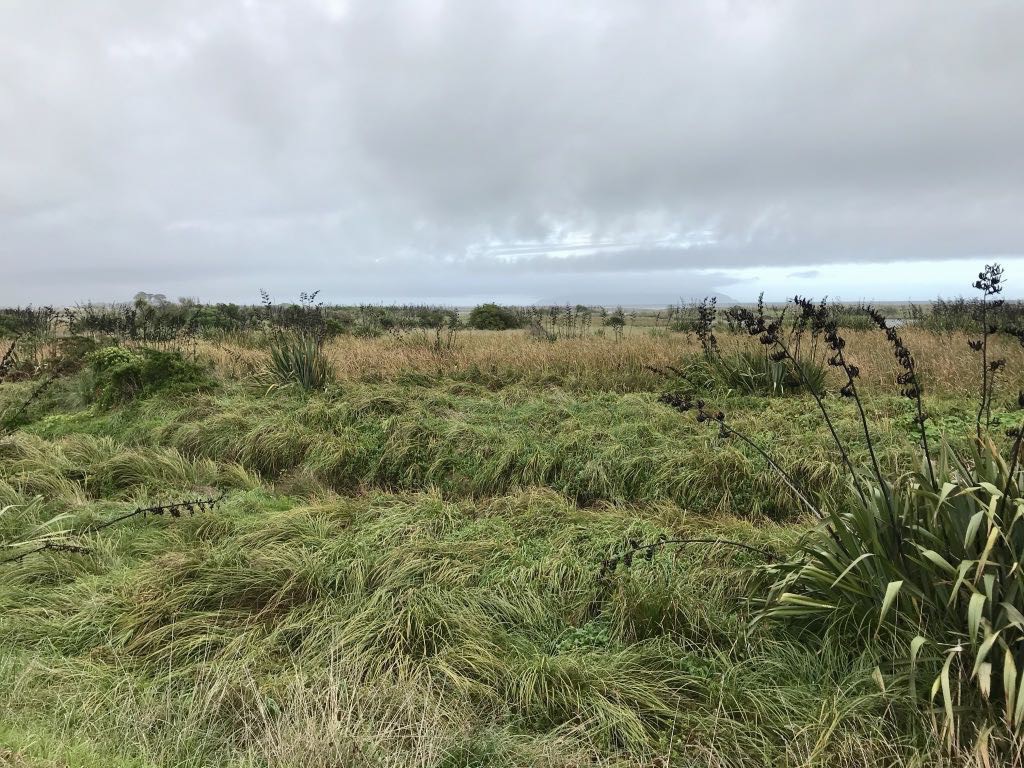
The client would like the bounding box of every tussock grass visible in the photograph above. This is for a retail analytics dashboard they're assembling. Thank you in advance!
[9,382,936,520]
[196,327,1024,397]
[1,488,949,766]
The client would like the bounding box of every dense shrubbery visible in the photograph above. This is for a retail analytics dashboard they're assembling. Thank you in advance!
[86,346,214,406]
[467,302,523,330]
[915,297,1024,334]
[0,305,66,337]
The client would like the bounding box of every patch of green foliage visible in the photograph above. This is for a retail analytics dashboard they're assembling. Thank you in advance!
[85,347,215,407]
[265,334,334,392]
[9,381,942,521]
[695,350,828,396]
[467,302,523,330]
[759,435,1024,753]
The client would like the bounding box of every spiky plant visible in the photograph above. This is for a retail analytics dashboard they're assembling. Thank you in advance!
[658,269,1024,752]
[265,334,334,392]
[757,430,1024,751]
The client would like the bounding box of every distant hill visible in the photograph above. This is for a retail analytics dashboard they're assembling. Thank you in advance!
[533,291,737,308]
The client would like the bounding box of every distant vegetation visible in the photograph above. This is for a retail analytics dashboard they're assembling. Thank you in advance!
[4,291,1021,344]
[467,302,524,330]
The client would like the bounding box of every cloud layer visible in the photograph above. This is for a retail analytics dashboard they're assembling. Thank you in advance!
[2,1,1022,303]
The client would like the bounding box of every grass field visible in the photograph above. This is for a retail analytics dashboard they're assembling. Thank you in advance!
[2,300,1023,767]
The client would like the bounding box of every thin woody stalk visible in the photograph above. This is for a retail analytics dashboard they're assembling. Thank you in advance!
[728,303,868,505]
[658,393,821,519]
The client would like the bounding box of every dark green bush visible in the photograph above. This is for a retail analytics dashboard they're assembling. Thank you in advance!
[87,347,214,407]
[917,297,1024,333]
[51,335,99,374]
[467,303,522,331]
[676,351,827,397]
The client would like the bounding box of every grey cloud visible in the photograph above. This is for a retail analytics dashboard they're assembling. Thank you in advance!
[1,0,1023,304]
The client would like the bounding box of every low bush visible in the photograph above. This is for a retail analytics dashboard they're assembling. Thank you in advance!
[677,298,828,397]
[758,435,1024,750]
[712,350,827,396]
[265,334,334,391]
[664,350,827,397]
[467,303,523,330]
[87,347,214,407]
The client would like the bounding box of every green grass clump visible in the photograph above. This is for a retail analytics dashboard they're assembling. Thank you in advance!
[265,334,334,392]
[85,347,215,407]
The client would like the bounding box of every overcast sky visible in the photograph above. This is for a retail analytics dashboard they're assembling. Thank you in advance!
[2,1,1023,306]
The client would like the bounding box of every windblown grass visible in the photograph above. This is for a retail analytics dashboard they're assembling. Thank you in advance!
[0,488,951,766]
[1,320,1016,766]
[195,328,1024,397]
[6,381,958,520]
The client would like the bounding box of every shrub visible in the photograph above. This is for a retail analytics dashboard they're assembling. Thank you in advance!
[918,296,1024,334]
[605,307,626,340]
[757,436,1024,747]
[711,350,826,396]
[266,334,334,391]
[87,347,214,407]
[50,335,98,374]
[667,297,827,396]
[467,303,521,331]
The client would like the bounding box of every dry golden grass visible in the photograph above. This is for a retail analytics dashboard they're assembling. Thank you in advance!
[197,327,1024,397]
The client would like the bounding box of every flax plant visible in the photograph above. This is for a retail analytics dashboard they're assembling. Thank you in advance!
[665,270,1024,753]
